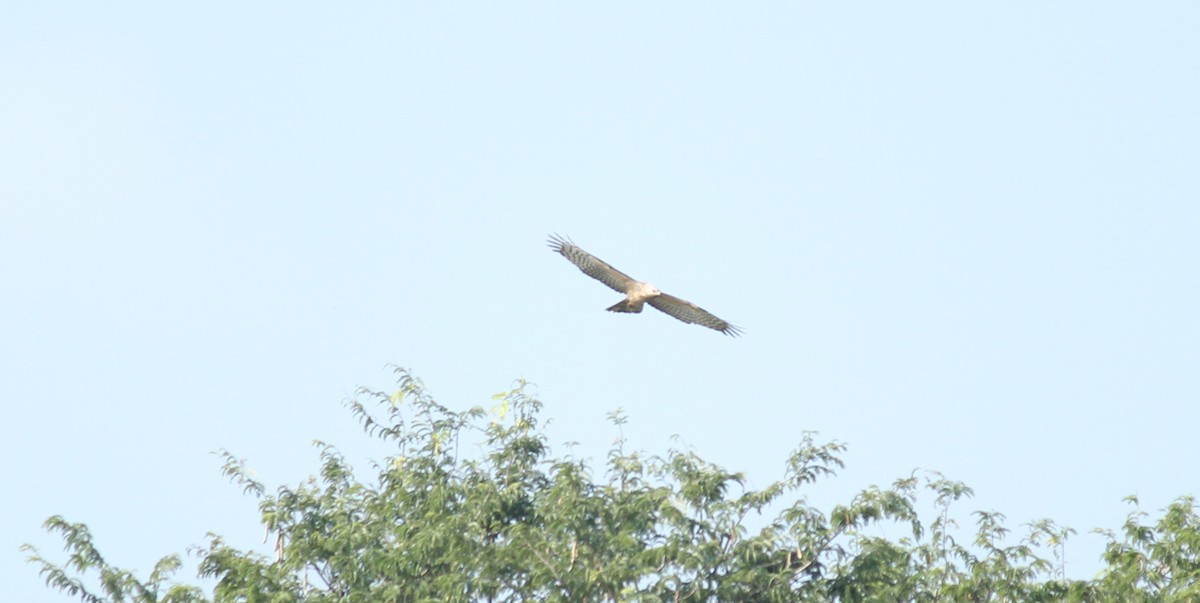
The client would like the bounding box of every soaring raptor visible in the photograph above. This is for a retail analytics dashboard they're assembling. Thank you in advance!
[548,235,742,336]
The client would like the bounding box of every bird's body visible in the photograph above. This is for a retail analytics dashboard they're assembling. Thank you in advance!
[606,280,660,313]
[548,235,742,336]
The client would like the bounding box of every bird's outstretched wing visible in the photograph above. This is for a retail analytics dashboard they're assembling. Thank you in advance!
[648,293,743,337]
[548,234,637,294]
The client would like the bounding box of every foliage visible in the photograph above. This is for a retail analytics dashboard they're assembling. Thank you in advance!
[24,368,1200,601]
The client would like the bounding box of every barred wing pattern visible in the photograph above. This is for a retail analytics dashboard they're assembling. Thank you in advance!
[648,294,743,337]
[547,234,637,294]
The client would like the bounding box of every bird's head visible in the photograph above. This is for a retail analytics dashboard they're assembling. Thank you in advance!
[631,281,661,299]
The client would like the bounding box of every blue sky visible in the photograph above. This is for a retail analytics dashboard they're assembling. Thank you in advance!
[3,3,1198,598]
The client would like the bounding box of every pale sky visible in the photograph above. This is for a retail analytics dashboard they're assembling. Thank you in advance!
[3,4,1198,599]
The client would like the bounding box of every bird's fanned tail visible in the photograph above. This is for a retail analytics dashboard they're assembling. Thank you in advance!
[606,300,644,313]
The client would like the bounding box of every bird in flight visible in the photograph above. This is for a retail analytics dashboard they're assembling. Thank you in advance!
[548,234,743,336]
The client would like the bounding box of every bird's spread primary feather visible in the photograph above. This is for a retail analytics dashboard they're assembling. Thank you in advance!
[548,234,742,336]
[548,234,636,294]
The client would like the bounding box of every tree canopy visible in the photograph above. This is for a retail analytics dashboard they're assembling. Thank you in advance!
[25,369,1200,602]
